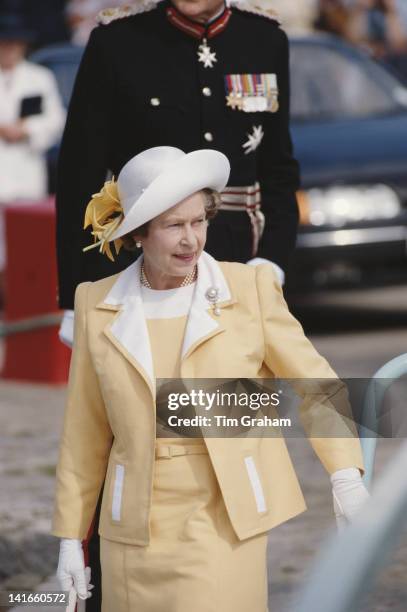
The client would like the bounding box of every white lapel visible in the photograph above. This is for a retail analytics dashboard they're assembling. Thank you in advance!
[101,256,155,394]
[181,251,234,360]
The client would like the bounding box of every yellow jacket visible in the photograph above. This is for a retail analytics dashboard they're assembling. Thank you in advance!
[52,253,364,545]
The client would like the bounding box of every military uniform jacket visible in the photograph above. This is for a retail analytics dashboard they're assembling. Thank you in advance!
[52,257,364,544]
[56,0,300,309]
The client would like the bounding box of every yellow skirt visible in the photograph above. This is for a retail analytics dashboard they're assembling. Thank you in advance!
[100,442,269,612]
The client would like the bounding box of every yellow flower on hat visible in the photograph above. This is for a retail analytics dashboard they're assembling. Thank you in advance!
[83,179,124,261]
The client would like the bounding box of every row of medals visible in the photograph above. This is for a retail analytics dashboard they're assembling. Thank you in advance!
[226,92,279,113]
[197,40,279,114]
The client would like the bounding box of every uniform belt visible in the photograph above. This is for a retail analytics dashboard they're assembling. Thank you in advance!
[220,182,265,257]
[155,443,208,459]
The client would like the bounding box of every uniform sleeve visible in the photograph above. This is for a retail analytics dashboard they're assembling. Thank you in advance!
[23,69,66,153]
[56,26,114,309]
[52,282,113,539]
[255,263,365,475]
[256,28,300,271]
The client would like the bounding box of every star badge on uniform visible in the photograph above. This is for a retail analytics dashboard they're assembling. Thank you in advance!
[198,40,217,68]
[242,125,264,154]
[226,93,243,111]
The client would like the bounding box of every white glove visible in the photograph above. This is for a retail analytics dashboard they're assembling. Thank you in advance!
[331,467,370,531]
[59,309,74,348]
[246,258,285,285]
[56,539,93,610]
[66,567,93,612]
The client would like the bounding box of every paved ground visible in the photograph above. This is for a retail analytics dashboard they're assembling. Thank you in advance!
[0,381,63,610]
[1,285,406,611]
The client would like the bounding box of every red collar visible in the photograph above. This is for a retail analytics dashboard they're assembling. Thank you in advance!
[166,4,232,39]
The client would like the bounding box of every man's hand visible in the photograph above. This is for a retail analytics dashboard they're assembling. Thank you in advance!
[331,467,370,531]
[59,310,75,348]
[246,258,285,285]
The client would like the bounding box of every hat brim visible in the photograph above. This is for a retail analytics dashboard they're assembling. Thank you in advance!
[110,149,230,241]
[0,30,35,41]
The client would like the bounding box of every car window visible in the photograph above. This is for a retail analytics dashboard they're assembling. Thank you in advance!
[290,42,400,120]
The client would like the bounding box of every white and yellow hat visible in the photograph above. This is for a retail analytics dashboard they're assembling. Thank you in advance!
[84,146,230,261]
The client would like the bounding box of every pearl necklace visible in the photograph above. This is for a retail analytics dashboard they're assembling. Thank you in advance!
[140,262,197,289]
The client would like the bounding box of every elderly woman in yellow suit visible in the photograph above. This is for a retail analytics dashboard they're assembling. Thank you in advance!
[53,146,369,612]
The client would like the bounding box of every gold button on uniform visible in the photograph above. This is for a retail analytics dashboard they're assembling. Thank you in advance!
[204,132,213,142]
[150,98,160,106]
[202,87,212,97]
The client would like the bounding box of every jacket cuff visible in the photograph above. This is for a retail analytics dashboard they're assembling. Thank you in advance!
[330,467,362,484]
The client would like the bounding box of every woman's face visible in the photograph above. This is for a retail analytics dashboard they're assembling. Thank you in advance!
[0,41,27,70]
[135,191,207,288]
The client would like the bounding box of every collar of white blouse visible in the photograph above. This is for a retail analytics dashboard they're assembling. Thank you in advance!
[141,282,195,319]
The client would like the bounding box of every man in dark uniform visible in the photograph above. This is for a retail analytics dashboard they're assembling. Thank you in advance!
[56,0,299,311]
[55,1,300,608]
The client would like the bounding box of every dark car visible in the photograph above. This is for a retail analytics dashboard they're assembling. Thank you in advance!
[288,35,407,291]
[31,35,407,290]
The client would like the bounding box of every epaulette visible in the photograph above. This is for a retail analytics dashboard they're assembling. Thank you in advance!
[229,1,280,24]
[97,0,162,25]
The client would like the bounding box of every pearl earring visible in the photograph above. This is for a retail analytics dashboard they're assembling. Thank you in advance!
[135,241,142,248]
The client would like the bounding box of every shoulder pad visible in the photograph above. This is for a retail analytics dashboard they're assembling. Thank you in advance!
[97,0,162,25]
[229,0,280,24]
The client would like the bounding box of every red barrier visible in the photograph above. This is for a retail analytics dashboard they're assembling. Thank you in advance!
[2,198,71,384]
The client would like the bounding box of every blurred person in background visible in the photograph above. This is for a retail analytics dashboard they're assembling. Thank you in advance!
[395,0,407,30]
[371,0,407,79]
[0,5,66,301]
[316,0,407,57]
[66,0,124,45]
[268,0,319,34]
[392,0,407,78]
[315,0,354,37]
[347,0,407,59]
[316,0,407,80]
